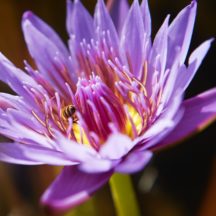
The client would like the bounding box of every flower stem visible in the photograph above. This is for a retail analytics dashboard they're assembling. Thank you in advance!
[109,173,141,216]
[65,197,97,216]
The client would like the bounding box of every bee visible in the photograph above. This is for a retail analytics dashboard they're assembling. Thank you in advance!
[61,105,78,123]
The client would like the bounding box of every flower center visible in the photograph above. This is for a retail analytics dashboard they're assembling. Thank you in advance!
[30,31,158,150]
[74,75,127,144]
[31,64,155,150]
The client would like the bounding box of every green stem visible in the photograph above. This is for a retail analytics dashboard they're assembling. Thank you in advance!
[109,173,141,216]
[64,197,97,216]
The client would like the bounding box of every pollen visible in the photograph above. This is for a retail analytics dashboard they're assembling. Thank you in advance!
[125,105,143,138]
[72,124,90,146]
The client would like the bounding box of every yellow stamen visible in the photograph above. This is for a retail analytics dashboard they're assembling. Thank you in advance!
[72,124,90,146]
[125,105,142,138]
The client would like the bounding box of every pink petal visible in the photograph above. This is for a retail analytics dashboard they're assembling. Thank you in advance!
[41,166,112,212]
[115,150,152,173]
[154,88,216,150]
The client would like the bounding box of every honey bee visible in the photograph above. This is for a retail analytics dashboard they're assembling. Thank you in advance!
[61,105,78,123]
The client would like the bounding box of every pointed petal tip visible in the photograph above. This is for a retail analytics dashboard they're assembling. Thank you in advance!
[22,11,36,28]
[131,0,139,8]
[189,37,214,66]
[164,14,170,25]
[22,11,35,21]
[191,0,197,5]
[162,14,170,31]
[190,0,197,10]
[66,0,73,8]
[97,0,107,9]
[200,37,215,50]
[208,37,215,43]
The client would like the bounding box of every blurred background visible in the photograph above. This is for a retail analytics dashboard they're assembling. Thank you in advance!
[0,0,215,216]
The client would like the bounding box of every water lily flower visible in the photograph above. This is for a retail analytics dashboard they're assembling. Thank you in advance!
[0,0,215,212]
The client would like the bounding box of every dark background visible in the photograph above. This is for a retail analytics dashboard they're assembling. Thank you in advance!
[0,0,215,216]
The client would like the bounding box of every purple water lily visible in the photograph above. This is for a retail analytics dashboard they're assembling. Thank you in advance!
[0,0,215,212]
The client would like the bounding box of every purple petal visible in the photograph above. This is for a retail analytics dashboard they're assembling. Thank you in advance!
[149,16,169,80]
[79,158,115,173]
[66,0,94,43]
[137,92,184,150]
[1,108,44,133]
[160,58,182,107]
[179,39,214,92]
[0,94,27,110]
[22,18,76,95]
[145,93,183,140]
[107,0,129,34]
[99,133,134,160]
[141,0,151,37]
[41,166,112,212]
[154,88,216,150]
[0,111,55,149]
[0,142,76,166]
[140,0,152,61]
[94,0,119,49]
[115,150,152,173]
[54,131,97,162]
[0,53,43,106]
[23,11,69,57]
[174,39,213,95]
[66,0,73,35]
[0,93,24,111]
[188,39,214,71]
[120,0,145,77]
[167,1,197,68]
